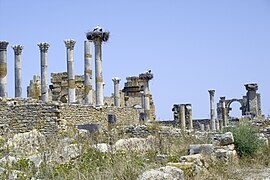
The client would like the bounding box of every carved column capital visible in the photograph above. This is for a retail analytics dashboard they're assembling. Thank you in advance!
[112,77,121,84]
[12,45,24,55]
[0,41,9,51]
[208,89,215,96]
[64,39,76,50]
[37,42,50,53]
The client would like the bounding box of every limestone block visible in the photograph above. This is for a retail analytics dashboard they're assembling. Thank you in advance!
[189,144,214,157]
[212,132,234,146]
[92,143,109,153]
[214,149,237,162]
[137,166,184,180]
[114,136,154,153]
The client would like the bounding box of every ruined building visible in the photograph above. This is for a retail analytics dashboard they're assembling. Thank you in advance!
[0,26,156,134]
[172,83,263,132]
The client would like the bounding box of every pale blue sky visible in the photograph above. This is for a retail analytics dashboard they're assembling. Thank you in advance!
[1,0,270,119]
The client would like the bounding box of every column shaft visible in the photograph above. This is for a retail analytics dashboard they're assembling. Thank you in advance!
[65,40,76,104]
[112,77,121,107]
[0,41,9,97]
[143,80,151,121]
[94,40,104,107]
[180,104,186,130]
[84,40,93,105]
[12,45,23,97]
[186,104,193,130]
[222,100,227,127]
[38,43,49,102]
[208,90,216,131]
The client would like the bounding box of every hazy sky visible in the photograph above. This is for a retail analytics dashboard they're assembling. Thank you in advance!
[0,0,270,120]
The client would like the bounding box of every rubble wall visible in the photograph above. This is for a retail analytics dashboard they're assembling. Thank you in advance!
[0,98,140,135]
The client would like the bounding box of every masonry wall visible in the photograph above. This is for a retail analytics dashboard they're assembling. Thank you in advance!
[60,104,140,127]
[0,98,140,135]
[0,98,60,135]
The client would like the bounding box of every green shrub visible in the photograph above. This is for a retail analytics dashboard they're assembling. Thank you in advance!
[224,124,264,157]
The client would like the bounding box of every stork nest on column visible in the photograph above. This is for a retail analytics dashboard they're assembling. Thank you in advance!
[86,31,110,42]
[139,72,154,80]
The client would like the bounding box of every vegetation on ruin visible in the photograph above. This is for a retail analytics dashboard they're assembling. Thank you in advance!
[0,121,269,179]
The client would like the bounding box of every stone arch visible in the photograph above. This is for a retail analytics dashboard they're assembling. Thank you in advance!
[225,99,243,117]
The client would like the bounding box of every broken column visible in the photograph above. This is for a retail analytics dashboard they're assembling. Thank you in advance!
[180,104,186,130]
[0,41,9,97]
[112,77,121,107]
[37,42,49,102]
[185,104,193,130]
[64,39,76,103]
[245,83,259,117]
[86,25,110,107]
[84,40,93,105]
[12,45,23,98]
[220,97,227,127]
[208,90,216,131]
[139,71,154,121]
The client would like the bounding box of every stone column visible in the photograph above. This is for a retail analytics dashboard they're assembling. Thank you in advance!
[140,91,145,109]
[86,25,110,107]
[245,83,259,117]
[12,45,23,98]
[37,42,49,102]
[186,104,193,130]
[64,39,76,104]
[139,71,153,121]
[84,40,93,105]
[0,41,9,97]
[220,97,227,127]
[216,119,220,131]
[208,90,216,131]
[93,39,104,107]
[112,77,121,107]
[180,104,186,130]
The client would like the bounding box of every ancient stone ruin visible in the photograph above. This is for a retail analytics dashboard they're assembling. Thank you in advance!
[172,83,263,132]
[0,25,156,134]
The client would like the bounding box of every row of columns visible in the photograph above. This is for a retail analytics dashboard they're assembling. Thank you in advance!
[172,104,193,130]
[0,26,107,107]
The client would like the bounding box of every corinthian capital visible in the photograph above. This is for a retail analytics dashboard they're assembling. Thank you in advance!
[0,41,9,51]
[208,90,215,96]
[37,42,50,53]
[64,39,76,50]
[12,45,24,55]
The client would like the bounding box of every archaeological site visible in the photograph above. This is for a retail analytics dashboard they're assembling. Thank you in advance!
[0,26,270,179]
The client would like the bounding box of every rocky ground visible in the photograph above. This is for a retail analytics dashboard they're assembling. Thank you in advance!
[0,123,269,179]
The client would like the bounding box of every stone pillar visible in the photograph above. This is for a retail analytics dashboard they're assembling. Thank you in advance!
[12,45,23,98]
[220,97,227,127]
[86,25,110,107]
[208,90,216,131]
[180,104,186,130]
[140,91,145,109]
[245,83,259,117]
[37,42,49,102]
[186,104,193,130]
[84,40,93,105]
[112,77,121,107]
[139,71,153,121]
[216,119,220,131]
[93,39,104,107]
[64,39,76,104]
[0,41,9,97]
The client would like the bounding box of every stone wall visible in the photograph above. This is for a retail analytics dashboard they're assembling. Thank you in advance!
[0,98,140,135]
[0,98,60,135]
[60,105,140,127]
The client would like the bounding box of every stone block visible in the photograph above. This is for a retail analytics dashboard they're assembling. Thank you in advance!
[189,144,214,157]
[212,132,234,146]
